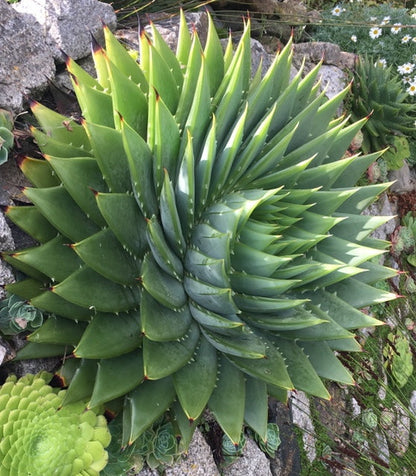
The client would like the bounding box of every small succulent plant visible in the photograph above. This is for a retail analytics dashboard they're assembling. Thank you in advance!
[383,331,414,388]
[253,423,281,458]
[2,11,397,448]
[0,108,14,165]
[350,55,414,156]
[0,372,110,475]
[0,292,44,335]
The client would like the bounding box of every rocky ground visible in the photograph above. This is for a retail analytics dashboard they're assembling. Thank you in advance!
[1,1,416,475]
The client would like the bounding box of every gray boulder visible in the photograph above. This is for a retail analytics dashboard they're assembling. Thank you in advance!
[0,0,55,112]
[13,0,117,62]
[222,437,272,476]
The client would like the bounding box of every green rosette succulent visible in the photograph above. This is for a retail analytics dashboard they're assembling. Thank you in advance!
[0,293,44,335]
[2,12,398,446]
[0,372,110,475]
[0,108,14,165]
[350,55,414,154]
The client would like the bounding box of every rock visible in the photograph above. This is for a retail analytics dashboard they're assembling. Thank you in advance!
[409,390,416,416]
[388,161,416,193]
[163,429,219,476]
[0,212,15,300]
[13,0,117,62]
[293,42,341,66]
[318,64,346,100]
[222,437,272,476]
[290,391,316,463]
[381,403,410,456]
[363,192,399,242]
[269,400,302,476]
[0,0,55,113]
[374,432,389,465]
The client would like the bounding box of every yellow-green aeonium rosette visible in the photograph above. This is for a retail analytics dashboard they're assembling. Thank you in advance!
[0,372,110,475]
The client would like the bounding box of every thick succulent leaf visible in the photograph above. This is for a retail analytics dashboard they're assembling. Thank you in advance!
[62,359,97,406]
[31,291,93,322]
[146,215,183,279]
[227,339,293,390]
[45,155,107,227]
[184,275,238,315]
[234,294,309,313]
[18,156,60,188]
[122,378,175,446]
[242,308,326,331]
[88,351,144,408]
[95,191,147,255]
[176,9,192,68]
[195,116,216,215]
[121,119,157,218]
[185,248,229,288]
[271,336,330,399]
[53,266,141,312]
[30,101,90,150]
[170,400,199,451]
[302,341,354,385]
[141,253,186,310]
[2,252,47,282]
[14,342,71,360]
[244,377,268,441]
[4,206,56,243]
[31,126,91,159]
[152,93,181,193]
[140,290,191,342]
[208,355,246,445]
[332,213,394,243]
[173,335,217,421]
[303,289,382,329]
[204,13,224,95]
[337,183,392,214]
[74,311,141,359]
[160,170,186,257]
[354,260,398,285]
[176,131,195,237]
[73,228,141,285]
[189,301,244,333]
[143,321,200,379]
[71,77,113,128]
[27,315,86,345]
[6,278,45,301]
[83,122,132,193]
[328,278,396,308]
[106,58,148,137]
[24,186,99,242]
[201,326,266,359]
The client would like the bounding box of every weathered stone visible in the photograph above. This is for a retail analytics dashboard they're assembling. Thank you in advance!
[290,391,316,463]
[293,42,341,66]
[0,211,15,300]
[163,429,219,476]
[0,0,55,113]
[381,403,411,456]
[13,0,117,62]
[318,65,346,101]
[363,193,399,242]
[222,437,272,476]
[269,400,302,476]
[374,432,390,465]
[388,161,416,193]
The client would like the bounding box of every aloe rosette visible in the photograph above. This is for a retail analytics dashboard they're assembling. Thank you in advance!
[0,373,110,475]
[2,12,397,446]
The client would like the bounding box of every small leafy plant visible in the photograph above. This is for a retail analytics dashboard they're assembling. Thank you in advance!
[0,292,44,335]
[0,372,110,475]
[383,330,414,388]
[0,109,14,165]
[350,55,414,157]
[2,11,397,451]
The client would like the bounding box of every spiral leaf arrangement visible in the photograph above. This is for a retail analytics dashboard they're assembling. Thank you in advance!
[2,12,397,446]
[350,55,415,154]
[0,373,110,475]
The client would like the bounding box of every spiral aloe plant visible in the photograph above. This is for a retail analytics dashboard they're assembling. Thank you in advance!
[0,372,110,475]
[2,12,398,447]
[350,55,414,154]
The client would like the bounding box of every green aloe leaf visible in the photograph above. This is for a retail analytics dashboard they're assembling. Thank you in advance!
[173,335,217,421]
[208,355,245,445]
[244,377,268,441]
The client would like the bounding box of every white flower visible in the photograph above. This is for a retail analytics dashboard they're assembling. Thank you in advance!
[370,16,377,21]
[412,37,416,43]
[411,13,416,19]
[391,24,402,34]
[374,58,387,68]
[397,63,415,75]
[380,16,390,26]
[331,5,345,16]
[406,82,416,96]
[351,35,357,43]
[401,35,412,43]
[369,27,382,39]
[402,76,412,84]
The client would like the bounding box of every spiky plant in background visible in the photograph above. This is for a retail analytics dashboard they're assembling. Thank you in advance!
[350,55,415,157]
[0,372,110,475]
[2,12,398,447]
